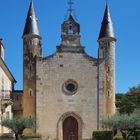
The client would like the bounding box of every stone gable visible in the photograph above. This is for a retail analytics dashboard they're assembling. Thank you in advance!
[36,52,98,139]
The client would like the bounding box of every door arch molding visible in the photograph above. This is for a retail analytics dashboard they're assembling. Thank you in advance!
[57,112,83,140]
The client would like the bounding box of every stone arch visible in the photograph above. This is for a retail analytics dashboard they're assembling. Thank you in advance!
[57,112,83,140]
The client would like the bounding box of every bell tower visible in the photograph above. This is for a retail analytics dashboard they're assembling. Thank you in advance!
[98,3,116,117]
[57,0,84,53]
[61,15,81,47]
[22,0,42,117]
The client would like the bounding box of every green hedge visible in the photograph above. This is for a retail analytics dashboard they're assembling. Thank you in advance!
[113,136,136,140]
[92,130,113,140]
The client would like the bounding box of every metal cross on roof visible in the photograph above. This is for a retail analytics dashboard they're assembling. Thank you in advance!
[106,0,109,4]
[64,0,77,20]
[68,0,74,15]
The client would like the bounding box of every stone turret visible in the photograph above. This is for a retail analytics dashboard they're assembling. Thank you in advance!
[98,3,116,117]
[22,0,42,117]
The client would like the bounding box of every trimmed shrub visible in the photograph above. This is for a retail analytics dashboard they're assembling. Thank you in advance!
[113,136,136,140]
[113,136,123,140]
[92,130,113,140]
[21,133,42,140]
[128,136,135,140]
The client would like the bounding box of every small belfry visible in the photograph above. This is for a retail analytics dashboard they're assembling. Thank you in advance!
[60,15,81,47]
[58,0,84,52]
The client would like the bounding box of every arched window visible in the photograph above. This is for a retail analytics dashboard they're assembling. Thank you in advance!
[67,24,74,34]
[107,66,110,73]
[107,90,112,98]
[28,88,33,97]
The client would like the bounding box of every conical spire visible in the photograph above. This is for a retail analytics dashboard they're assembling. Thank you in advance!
[98,3,115,40]
[23,0,40,37]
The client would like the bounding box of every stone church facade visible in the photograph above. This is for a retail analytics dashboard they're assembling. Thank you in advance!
[20,1,116,140]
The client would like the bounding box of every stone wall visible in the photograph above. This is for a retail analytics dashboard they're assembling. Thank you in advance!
[104,41,116,115]
[36,52,99,139]
[98,39,116,117]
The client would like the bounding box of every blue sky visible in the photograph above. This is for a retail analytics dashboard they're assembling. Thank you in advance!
[0,0,140,93]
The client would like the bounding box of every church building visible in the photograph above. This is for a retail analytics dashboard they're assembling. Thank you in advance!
[20,0,116,139]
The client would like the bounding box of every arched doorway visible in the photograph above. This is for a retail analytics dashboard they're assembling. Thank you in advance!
[63,116,78,140]
[57,112,83,140]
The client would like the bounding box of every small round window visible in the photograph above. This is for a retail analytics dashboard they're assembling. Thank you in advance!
[63,79,78,95]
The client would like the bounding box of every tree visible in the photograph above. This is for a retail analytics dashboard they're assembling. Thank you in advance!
[116,85,140,114]
[116,94,136,114]
[1,117,36,140]
[104,110,140,140]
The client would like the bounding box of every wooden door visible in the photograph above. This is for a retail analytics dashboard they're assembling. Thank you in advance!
[63,116,78,140]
